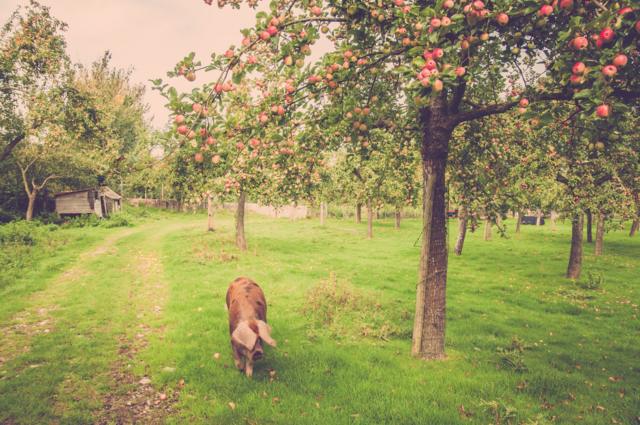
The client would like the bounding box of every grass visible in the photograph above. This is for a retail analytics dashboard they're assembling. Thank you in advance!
[0,210,638,424]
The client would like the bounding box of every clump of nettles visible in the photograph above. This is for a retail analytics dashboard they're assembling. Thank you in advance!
[303,273,405,342]
[496,336,530,373]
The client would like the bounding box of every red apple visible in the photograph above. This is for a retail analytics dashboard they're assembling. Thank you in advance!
[569,74,583,85]
[602,65,617,77]
[455,66,466,77]
[267,25,278,36]
[174,114,185,124]
[538,5,553,16]
[519,98,529,107]
[572,36,588,50]
[496,13,509,25]
[211,155,221,164]
[433,79,443,91]
[206,136,215,145]
[236,142,245,150]
[430,18,441,28]
[600,27,614,42]
[194,153,204,163]
[192,103,202,113]
[432,48,444,59]
[443,0,454,9]
[572,61,586,74]
[441,16,451,26]
[177,125,188,135]
[425,59,437,70]
[596,104,610,117]
[559,0,573,9]
[214,83,223,94]
[185,71,196,82]
[612,54,628,67]
[260,31,271,40]
[311,6,322,16]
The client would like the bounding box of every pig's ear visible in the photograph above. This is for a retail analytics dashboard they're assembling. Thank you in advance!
[232,321,258,350]
[257,320,276,347]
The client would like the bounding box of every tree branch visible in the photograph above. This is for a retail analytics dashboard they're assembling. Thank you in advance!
[1,132,26,162]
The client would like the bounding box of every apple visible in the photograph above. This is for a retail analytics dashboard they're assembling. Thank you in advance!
[394,0,404,6]
[572,61,586,74]
[455,66,466,77]
[192,103,202,113]
[519,98,529,107]
[441,16,451,26]
[538,5,553,16]
[199,128,207,137]
[186,71,196,82]
[425,59,437,70]
[260,31,271,40]
[432,48,444,58]
[636,21,640,32]
[443,0,454,9]
[174,114,185,124]
[206,136,215,145]
[433,79,444,91]
[236,142,245,150]
[194,153,204,163]
[267,25,278,36]
[214,83,223,94]
[311,6,322,16]
[596,104,610,117]
[569,74,583,85]
[496,13,509,25]
[602,64,617,77]
[187,130,196,140]
[559,0,573,9]
[249,138,260,148]
[430,18,441,28]
[177,125,188,135]
[572,36,588,50]
[612,54,628,67]
[472,0,484,10]
[600,27,614,43]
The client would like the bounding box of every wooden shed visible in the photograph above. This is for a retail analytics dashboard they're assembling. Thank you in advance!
[54,186,122,218]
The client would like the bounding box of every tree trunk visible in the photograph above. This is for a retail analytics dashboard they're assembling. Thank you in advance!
[566,213,584,279]
[235,191,247,251]
[395,206,401,229]
[515,211,522,233]
[25,192,37,221]
[535,209,542,226]
[207,194,214,232]
[366,199,373,239]
[595,211,605,256]
[483,217,492,241]
[355,203,362,223]
[412,105,450,360]
[454,205,467,256]
[631,220,639,237]
[586,209,593,243]
[469,214,477,233]
[319,202,325,226]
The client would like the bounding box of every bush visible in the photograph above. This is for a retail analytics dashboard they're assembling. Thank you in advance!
[60,214,101,228]
[98,214,132,228]
[0,221,46,246]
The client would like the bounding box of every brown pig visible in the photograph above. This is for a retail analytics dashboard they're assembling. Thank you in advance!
[225,277,276,377]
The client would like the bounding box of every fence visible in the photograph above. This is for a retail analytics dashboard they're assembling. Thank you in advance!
[127,198,181,210]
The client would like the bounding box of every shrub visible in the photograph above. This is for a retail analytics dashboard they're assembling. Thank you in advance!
[98,214,132,228]
[303,273,406,341]
[0,221,46,246]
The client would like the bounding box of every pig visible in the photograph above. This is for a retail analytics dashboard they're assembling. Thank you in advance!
[225,277,276,377]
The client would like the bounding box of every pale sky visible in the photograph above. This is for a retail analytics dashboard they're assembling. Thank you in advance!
[0,0,266,129]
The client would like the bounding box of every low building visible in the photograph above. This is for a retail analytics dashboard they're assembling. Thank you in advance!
[54,186,122,218]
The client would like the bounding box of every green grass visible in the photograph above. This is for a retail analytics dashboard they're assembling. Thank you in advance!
[0,211,638,424]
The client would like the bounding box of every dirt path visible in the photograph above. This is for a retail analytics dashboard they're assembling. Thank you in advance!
[0,226,138,367]
[0,219,201,424]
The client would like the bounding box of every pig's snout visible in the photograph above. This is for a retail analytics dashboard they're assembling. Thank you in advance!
[252,347,264,360]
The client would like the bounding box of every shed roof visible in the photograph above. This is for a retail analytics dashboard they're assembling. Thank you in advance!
[99,186,122,200]
[55,188,95,197]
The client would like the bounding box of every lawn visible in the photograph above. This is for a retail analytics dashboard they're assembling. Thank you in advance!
[0,211,638,424]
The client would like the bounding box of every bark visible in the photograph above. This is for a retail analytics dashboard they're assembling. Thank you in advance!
[25,192,37,221]
[586,209,593,243]
[566,213,584,279]
[595,211,605,256]
[535,209,542,226]
[395,206,401,229]
[515,211,522,234]
[412,103,451,360]
[207,194,214,232]
[355,203,362,223]
[319,202,325,226]
[631,220,639,237]
[483,217,492,241]
[366,199,373,239]
[235,191,247,251]
[454,205,467,256]
[469,215,477,233]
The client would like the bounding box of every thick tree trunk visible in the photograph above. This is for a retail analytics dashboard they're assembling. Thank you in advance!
[535,209,542,226]
[469,214,477,233]
[25,192,37,221]
[515,211,522,233]
[586,209,593,243]
[235,191,247,251]
[566,213,584,279]
[631,220,639,237]
[366,199,373,239]
[595,212,605,256]
[395,206,401,229]
[412,105,451,360]
[454,205,467,256]
[207,194,214,232]
[355,203,362,223]
[483,217,492,241]
[319,202,325,226]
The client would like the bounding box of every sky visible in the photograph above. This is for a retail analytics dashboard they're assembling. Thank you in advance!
[0,0,267,129]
